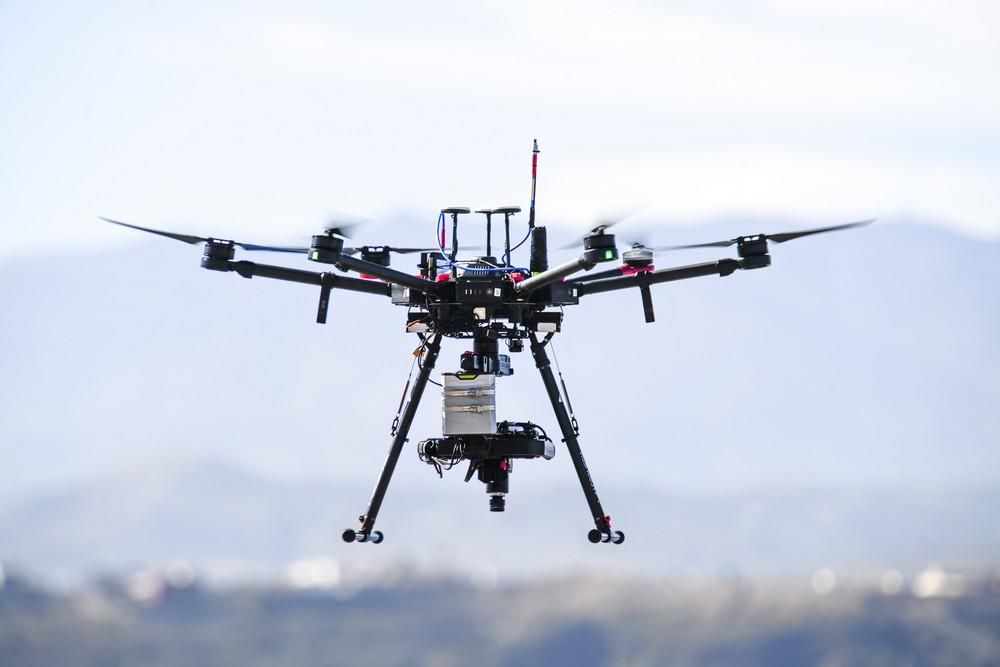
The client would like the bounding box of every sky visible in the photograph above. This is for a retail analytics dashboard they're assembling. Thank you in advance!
[1,2,998,580]
[1,0,998,262]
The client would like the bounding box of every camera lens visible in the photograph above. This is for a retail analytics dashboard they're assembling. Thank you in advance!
[489,495,506,512]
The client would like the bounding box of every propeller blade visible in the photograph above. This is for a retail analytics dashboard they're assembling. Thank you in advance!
[622,233,651,248]
[324,225,357,238]
[323,214,373,239]
[102,217,311,253]
[653,239,736,251]
[100,217,207,245]
[387,246,445,255]
[340,245,479,257]
[766,219,875,243]
[656,218,874,251]
[558,215,632,250]
[236,243,311,253]
[397,245,481,254]
[241,213,371,251]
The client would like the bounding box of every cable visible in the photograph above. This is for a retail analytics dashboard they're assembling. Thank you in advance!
[435,210,532,276]
[418,438,466,478]
[435,210,531,276]
[414,333,442,387]
[435,212,452,268]
[417,353,443,387]
[549,340,579,434]
[502,228,532,266]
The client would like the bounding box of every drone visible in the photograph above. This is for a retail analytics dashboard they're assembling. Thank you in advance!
[103,140,872,546]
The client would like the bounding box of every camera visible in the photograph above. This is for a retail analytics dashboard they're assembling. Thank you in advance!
[418,421,554,512]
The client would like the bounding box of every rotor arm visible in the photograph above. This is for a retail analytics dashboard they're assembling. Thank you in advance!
[217,259,391,323]
[226,260,390,296]
[575,258,740,322]
[515,248,611,295]
[227,260,322,286]
[564,266,629,284]
[575,258,740,297]
[324,253,437,295]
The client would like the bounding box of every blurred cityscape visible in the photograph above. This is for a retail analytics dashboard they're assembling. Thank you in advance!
[3,561,999,666]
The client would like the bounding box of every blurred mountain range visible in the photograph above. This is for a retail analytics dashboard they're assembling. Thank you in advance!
[1,219,997,578]
[1,459,998,581]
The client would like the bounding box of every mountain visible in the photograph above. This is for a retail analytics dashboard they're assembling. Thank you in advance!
[1,457,998,581]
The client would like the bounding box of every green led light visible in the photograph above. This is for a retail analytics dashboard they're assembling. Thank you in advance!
[604,249,614,260]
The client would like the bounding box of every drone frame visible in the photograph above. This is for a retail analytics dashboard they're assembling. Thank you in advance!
[179,225,769,545]
[104,147,870,546]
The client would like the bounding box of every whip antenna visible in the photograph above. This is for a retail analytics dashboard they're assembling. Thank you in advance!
[528,139,548,273]
[529,139,539,229]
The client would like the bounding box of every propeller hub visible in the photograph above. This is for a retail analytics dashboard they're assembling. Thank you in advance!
[323,226,354,238]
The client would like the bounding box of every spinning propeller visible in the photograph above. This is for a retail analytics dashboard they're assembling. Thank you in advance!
[101,216,447,263]
[560,218,875,282]
[557,213,635,250]
[341,245,443,257]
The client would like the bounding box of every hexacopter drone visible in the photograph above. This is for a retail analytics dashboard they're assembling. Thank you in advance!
[104,141,871,545]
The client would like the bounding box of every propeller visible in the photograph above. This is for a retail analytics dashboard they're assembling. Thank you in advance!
[104,216,477,261]
[658,219,875,251]
[558,214,634,250]
[321,217,366,240]
[340,245,448,256]
[100,217,310,253]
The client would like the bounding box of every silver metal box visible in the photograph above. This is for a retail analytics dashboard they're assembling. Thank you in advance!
[442,373,496,435]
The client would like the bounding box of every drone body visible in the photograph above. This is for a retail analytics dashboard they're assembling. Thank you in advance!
[103,141,871,545]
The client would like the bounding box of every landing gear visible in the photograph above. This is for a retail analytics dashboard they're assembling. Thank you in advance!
[342,529,383,544]
[343,330,625,545]
[343,333,444,546]
[588,529,625,544]
[529,333,624,545]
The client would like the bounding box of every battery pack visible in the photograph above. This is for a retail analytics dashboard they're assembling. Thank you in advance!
[442,373,497,435]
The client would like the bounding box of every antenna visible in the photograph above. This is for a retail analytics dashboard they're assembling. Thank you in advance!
[528,140,548,273]
[529,139,539,229]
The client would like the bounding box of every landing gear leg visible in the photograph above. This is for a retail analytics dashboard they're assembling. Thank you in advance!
[343,333,443,544]
[529,333,624,545]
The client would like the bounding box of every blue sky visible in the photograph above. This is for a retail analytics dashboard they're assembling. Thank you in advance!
[1,0,998,262]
